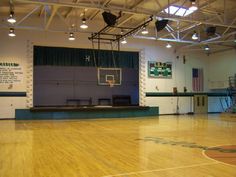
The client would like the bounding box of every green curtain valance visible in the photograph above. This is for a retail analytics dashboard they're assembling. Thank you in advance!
[34,46,139,69]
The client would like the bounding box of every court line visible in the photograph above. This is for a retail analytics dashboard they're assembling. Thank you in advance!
[202,144,236,167]
[102,162,219,177]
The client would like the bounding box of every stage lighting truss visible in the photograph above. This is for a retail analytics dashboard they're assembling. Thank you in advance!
[88,14,153,45]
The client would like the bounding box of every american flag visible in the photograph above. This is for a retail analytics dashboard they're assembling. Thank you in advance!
[192,68,204,92]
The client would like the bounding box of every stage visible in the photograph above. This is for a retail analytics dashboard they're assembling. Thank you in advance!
[15,106,159,120]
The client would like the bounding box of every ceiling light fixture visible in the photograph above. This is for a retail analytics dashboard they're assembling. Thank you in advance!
[68,32,75,41]
[8,28,16,37]
[121,38,127,44]
[7,11,16,24]
[141,26,149,35]
[192,31,198,40]
[204,45,210,51]
[189,0,198,11]
[166,43,172,48]
[80,18,88,29]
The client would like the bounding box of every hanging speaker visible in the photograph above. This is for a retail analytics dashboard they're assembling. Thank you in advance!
[206,27,216,36]
[155,19,169,32]
[102,12,117,26]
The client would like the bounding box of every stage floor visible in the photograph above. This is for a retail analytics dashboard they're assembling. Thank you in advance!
[0,114,235,177]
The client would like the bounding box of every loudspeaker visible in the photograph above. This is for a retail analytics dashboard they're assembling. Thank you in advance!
[155,20,168,32]
[102,12,117,26]
[206,27,216,36]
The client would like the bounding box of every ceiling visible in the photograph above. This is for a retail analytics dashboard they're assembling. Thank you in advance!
[0,0,236,53]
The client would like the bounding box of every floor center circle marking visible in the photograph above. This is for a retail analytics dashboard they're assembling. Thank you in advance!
[204,145,236,166]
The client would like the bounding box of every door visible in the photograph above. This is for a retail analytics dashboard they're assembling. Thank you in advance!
[194,95,208,114]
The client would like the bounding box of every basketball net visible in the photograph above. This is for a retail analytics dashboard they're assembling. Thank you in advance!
[107,80,115,88]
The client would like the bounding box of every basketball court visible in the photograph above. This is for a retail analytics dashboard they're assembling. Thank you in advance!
[0,115,236,177]
[0,0,236,176]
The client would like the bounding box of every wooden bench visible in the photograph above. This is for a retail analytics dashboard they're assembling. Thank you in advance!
[66,98,92,106]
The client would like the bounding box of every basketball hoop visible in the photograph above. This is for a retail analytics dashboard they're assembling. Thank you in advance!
[107,80,115,88]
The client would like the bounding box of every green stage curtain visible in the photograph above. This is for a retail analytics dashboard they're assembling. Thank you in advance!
[34,46,139,69]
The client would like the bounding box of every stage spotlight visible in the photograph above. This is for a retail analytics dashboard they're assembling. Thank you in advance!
[155,19,168,32]
[68,32,75,41]
[102,11,117,26]
[80,18,88,29]
[204,45,210,51]
[192,31,198,40]
[8,28,16,37]
[7,11,16,24]
[166,43,172,48]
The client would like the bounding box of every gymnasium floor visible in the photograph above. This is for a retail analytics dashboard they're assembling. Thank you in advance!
[0,114,235,177]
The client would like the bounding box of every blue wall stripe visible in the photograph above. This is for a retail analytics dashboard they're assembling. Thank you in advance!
[0,92,27,97]
[146,92,230,97]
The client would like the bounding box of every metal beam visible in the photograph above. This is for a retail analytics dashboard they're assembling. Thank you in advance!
[44,5,58,30]
[56,11,70,28]
[179,31,236,50]
[157,14,236,29]
[223,17,236,35]
[64,0,80,19]
[15,5,41,26]
[133,35,197,44]
[39,5,45,17]
[153,0,162,9]
[15,0,236,29]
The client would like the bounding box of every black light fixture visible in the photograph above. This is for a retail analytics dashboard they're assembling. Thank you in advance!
[7,11,16,24]
[166,42,172,48]
[80,18,88,29]
[204,45,210,51]
[121,37,127,44]
[155,19,169,32]
[8,28,16,37]
[206,27,216,36]
[68,32,75,41]
[192,31,198,40]
[80,11,88,29]
[102,11,117,26]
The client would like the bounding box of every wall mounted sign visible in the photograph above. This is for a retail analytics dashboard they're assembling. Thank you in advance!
[148,61,172,78]
[0,62,23,85]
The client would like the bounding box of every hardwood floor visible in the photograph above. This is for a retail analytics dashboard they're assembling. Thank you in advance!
[0,114,235,177]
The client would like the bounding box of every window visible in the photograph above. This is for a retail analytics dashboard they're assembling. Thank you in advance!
[163,5,197,17]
